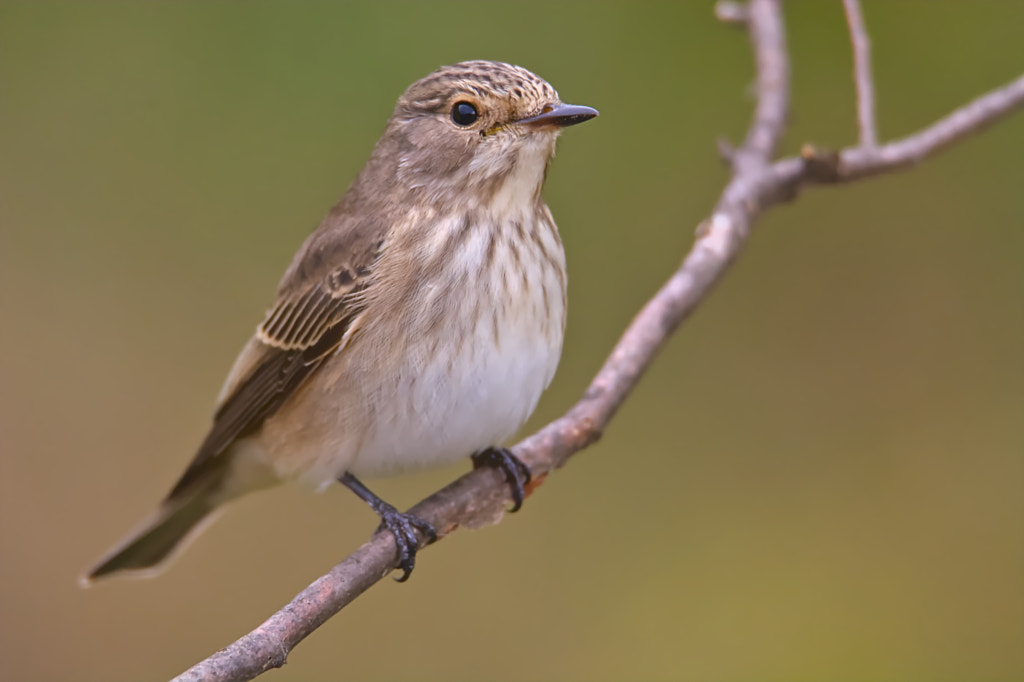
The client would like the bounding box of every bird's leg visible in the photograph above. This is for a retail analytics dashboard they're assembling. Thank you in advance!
[471,447,532,512]
[339,473,437,582]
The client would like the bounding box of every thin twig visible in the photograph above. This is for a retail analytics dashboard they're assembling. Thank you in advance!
[843,0,878,148]
[740,0,789,164]
[172,2,1024,679]
[788,72,1024,186]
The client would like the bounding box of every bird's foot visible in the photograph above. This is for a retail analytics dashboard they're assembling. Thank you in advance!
[373,505,437,582]
[471,447,532,512]
[340,473,436,582]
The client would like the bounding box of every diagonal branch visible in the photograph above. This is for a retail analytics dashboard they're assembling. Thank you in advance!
[172,2,1024,680]
[843,0,878,148]
[794,71,1024,184]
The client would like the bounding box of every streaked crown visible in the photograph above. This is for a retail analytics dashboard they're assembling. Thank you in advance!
[397,61,560,124]
[358,61,595,208]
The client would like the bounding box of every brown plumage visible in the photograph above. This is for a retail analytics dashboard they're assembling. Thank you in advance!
[84,61,596,583]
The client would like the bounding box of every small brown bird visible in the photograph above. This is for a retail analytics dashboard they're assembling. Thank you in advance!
[83,60,597,584]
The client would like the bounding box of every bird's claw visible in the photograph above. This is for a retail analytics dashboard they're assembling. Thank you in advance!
[374,507,437,582]
[472,447,532,512]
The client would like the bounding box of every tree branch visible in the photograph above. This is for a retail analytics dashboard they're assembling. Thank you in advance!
[843,0,878,148]
[172,1,1024,679]
[795,72,1024,185]
[740,0,789,163]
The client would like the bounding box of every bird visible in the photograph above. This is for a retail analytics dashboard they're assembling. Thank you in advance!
[83,60,597,584]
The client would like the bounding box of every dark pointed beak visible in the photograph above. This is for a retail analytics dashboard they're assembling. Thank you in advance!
[518,103,599,129]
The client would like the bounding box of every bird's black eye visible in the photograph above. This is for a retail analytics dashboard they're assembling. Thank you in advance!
[451,101,479,126]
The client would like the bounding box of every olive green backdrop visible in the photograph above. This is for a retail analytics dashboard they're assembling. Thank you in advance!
[2,2,1022,681]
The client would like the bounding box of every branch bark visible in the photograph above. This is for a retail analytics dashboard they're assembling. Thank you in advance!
[173,2,1024,680]
[843,0,878,148]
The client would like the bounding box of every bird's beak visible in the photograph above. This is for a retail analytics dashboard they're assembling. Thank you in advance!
[518,103,599,129]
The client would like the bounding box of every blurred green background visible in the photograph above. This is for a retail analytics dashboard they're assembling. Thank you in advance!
[2,2,1022,681]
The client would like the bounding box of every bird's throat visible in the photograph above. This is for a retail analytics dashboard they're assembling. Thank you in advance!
[483,137,554,219]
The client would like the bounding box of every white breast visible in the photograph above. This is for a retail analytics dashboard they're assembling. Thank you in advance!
[257,142,568,488]
[349,207,566,477]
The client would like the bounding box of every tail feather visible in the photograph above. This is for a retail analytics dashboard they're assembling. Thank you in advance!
[81,487,220,586]
[82,440,280,586]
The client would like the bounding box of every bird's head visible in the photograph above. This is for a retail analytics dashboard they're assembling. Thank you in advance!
[379,61,597,208]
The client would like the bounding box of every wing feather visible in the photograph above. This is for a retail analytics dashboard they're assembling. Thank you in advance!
[165,220,384,500]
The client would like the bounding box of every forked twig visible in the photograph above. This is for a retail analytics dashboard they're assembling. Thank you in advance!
[172,2,1024,679]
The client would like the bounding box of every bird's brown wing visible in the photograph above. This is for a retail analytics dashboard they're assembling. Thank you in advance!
[166,220,385,500]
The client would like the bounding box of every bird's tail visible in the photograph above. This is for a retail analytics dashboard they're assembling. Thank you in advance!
[81,441,281,585]
[80,480,222,586]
